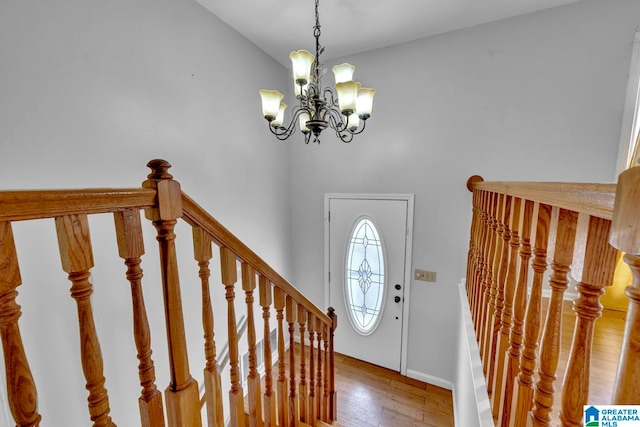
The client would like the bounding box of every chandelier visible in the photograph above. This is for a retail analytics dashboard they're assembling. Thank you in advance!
[258,0,375,144]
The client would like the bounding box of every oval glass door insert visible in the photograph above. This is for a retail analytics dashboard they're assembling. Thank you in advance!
[344,217,386,335]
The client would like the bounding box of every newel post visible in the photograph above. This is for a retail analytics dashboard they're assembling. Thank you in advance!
[143,159,201,427]
[327,307,337,422]
[609,166,640,404]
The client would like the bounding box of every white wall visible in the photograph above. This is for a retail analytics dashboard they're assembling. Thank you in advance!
[289,0,640,387]
[0,0,291,425]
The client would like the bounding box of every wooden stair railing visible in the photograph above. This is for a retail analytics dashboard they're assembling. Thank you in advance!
[0,159,337,427]
[466,167,640,426]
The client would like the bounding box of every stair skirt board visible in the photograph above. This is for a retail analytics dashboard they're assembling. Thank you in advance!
[457,280,495,427]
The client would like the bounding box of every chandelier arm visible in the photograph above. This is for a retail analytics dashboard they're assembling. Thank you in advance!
[267,122,294,141]
[323,87,338,108]
[267,106,311,141]
[326,110,354,143]
[335,128,355,143]
[326,106,347,132]
[348,118,368,136]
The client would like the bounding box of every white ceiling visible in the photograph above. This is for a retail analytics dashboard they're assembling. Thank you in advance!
[195,0,583,66]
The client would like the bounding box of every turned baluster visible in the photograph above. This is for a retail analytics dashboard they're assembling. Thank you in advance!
[0,221,42,427]
[466,176,484,301]
[307,312,317,424]
[510,203,552,426]
[220,247,244,427]
[499,199,534,425]
[297,305,307,423]
[473,191,491,330]
[492,196,519,417]
[486,193,509,390]
[327,307,337,422]
[55,214,116,427]
[469,190,481,324]
[274,287,287,426]
[192,227,224,427]
[612,252,640,403]
[479,192,498,355]
[316,317,325,422]
[471,189,488,323]
[482,193,502,369]
[487,196,513,396]
[559,215,617,426]
[322,323,330,423]
[531,208,579,427]
[286,296,298,427]
[143,159,201,427]
[259,276,276,427]
[242,263,263,427]
[477,191,491,348]
[114,209,165,427]
[472,190,487,331]
[610,166,640,404]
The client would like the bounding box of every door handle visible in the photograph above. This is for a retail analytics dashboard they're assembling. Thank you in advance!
[395,284,401,290]
[394,296,401,303]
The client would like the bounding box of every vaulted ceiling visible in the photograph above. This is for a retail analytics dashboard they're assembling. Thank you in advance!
[195,0,583,66]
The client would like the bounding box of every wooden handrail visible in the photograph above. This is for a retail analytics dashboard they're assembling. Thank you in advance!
[467,176,616,220]
[0,188,157,221]
[180,191,332,329]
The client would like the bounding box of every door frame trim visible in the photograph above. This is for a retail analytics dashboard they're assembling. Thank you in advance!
[324,193,415,375]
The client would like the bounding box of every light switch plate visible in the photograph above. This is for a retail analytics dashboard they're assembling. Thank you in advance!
[415,269,436,282]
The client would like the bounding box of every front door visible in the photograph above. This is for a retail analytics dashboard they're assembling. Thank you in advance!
[325,195,413,372]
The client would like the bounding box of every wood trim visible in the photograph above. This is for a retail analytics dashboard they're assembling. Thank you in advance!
[468,180,615,220]
[0,188,156,221]
[181,192,331,328]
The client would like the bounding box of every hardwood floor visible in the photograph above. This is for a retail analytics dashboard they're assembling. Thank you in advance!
[284,298,624,427]
[328,299,625,427]
[333,353,455,427]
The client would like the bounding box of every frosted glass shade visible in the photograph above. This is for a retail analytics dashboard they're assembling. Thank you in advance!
[356,87,376,118]
[290,50,315,85]
[335,81,361,115]
[298,111,311,133]
[346,113,360,131]
[332,63,355,84]
[259,89,284,121]
[272,102,287,127]
[294,82,309,98]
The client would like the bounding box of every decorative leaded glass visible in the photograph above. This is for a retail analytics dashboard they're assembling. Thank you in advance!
[344,218,386,335]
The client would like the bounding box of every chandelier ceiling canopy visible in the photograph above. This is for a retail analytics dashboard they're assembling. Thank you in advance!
[259,0,375,144]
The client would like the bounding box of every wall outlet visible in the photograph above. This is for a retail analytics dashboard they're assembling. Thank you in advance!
[415,269,437,282]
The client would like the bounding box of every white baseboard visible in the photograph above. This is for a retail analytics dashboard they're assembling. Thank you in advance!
[406,369,454,391]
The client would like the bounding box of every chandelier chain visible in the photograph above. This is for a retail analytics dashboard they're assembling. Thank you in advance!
[313,0,324,86]
[314,0,321,45]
